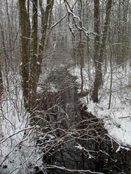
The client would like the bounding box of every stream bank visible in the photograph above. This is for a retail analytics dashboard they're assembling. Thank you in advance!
[36,67,131,174]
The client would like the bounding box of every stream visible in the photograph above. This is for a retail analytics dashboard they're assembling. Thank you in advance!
[36,67,131,174]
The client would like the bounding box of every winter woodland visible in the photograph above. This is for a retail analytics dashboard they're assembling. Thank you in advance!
[0,0,131,174]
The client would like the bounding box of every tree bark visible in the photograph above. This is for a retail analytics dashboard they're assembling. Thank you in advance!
[19,0,54,124]
[28,0,38,124]
[38,0,54,72]
[19,0,31,110]
[91,0,100,103]
[0,61,3,139]
[92,0,112,102]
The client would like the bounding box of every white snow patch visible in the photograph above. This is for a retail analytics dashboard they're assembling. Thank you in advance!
[69,64,94,92]
[0,73,43,174]
[71,63,131,147]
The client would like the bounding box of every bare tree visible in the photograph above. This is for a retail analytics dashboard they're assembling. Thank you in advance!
[92,0,112,102]
[91,0,100,103]
[19,0,54,124]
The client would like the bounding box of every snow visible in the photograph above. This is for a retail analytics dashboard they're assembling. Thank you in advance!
[69,63,131,147]
[86,99,131,146]
[0,73,43,174]
[69,64,94,92]
[47,82,58,92]
[0,62,131,173]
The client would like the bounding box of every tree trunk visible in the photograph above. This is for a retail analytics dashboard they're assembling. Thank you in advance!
[91,0,100,102]
[0,61,3,139]
[19,0,31,110]
[108,46,113,109]
[78,1,84,96]
[92,0,112,102]
[38,0,54,72]
[19,0,54,124]
[29,0,38,124]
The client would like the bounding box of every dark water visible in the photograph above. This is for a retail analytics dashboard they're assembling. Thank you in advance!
[1,68,130,174]
[36,67,131,174]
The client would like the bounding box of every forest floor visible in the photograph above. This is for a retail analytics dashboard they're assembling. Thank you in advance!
[70,64,131,147]
[0,63,131,173]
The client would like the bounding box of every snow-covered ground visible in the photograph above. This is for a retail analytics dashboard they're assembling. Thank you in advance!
[70,63,131,147]
[0,62,131,173]
[0,73,42,174]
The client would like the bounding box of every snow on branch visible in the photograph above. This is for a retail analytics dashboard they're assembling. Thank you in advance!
[46,165,104,174]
